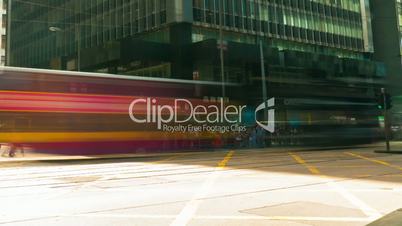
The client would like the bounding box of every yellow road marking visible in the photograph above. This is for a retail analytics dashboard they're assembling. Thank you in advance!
[289,152,320,175]
[218,150,235,168]
[345,152,402,171]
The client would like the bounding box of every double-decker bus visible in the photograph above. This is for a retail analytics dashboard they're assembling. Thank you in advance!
[0,67,244,155]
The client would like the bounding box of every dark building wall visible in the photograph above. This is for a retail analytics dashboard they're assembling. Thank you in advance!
[371,0,402,95]
[7,0,382,85]
[169,22,193,79]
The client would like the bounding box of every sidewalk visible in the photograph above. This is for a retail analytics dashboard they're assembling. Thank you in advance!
[374,141,402,154]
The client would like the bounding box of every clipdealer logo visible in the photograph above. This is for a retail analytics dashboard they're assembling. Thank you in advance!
[128,98,275,133]
[254,98,275,133]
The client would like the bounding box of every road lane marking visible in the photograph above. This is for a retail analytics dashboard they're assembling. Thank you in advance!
[289,153,320,175]
[289,152,382,220]
[345,152,402,171]
[170,150,234,226]
[218,151,234,168]
[326,181,381,218]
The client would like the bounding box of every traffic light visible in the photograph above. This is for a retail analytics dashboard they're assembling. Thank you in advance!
[376,93,384,109]
[385,93,392,110]
[376,92,392,110]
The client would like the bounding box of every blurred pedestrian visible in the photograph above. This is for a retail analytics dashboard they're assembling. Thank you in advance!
[6,143,24,158]
[249,127,257,148]
[0,143,5,157]
[235,133,242,148]
[1,144,12,157]
[256,126,265,148]
[8,145,16,157]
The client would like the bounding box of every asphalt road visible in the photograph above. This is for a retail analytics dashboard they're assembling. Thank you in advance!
[0,148,401,226]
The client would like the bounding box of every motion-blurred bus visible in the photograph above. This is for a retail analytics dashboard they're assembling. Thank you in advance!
[0,67,244,155]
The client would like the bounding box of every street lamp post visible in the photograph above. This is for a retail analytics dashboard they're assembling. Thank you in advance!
[257,7,269,137]
[49,24,81,71]
[259,39,268,118]
[6,0,12,66]
[382,88,391,152]
[76,24,81,71]
[218,0,225,100]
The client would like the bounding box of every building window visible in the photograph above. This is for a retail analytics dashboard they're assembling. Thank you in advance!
[2,14,6,28]
[1,35,5,49]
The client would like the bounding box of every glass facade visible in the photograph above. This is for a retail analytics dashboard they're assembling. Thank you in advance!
[193,0,365,53]
[397,0,402,55]
[8,0,376,78]
[10,0,167,67]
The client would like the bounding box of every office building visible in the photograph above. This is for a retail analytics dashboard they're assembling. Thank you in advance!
[8,0,385,144]
[0,0,7,66]
[8,0,379,78]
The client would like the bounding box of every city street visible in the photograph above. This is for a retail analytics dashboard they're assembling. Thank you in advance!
[0,148,401,226]
[2,1,402,226]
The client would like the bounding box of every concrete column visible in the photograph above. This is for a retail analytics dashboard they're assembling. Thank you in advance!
[167,0,193,23]
[360,0,374,53]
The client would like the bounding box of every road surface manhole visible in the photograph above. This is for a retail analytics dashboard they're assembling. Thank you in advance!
[367,208,402,226]
[59,176,102,183]
[240,201,366,218]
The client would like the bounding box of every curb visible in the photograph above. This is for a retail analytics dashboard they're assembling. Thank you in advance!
[0,149,235,165]
[0,144,384,165]
[0,151,204,164]
[374,150,402,154]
